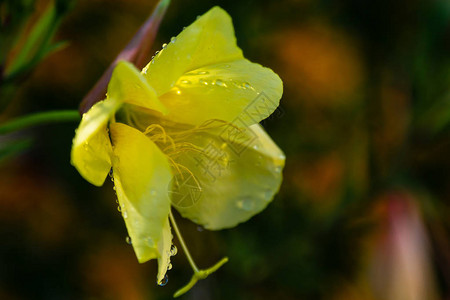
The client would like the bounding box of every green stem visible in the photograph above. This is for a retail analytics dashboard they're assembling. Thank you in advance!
[168,210,228,298]
[0,110,80,134]
[169,210,199,273]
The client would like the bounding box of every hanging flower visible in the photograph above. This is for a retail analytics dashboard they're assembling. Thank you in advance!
[71,6,284,296]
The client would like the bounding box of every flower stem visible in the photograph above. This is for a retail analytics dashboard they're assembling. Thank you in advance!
[168,210,229,298]
[0,110,80,134]
[169,210,199,273]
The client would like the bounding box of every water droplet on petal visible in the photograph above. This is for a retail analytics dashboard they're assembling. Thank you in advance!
[274,166,282,173]
[162,43,167,49]
[122,210,128,219]
[198,71,208,75]
[125,236,132,245]
[199,79,208,85]
[242,82,252,89]
[214,79,226,87]
[169,245,178,256]
[236,198,255,211]
[117,206,122,212]
[170,37,176,43]
[158,274,169,286]
[180,79,191,85]
[167,263,172,270]
[145,237,155,247]
[252,144,259,150]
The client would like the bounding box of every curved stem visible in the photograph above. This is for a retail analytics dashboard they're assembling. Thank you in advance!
[0,110,80,134]
[169,210,199,273]
[169,209,228,298]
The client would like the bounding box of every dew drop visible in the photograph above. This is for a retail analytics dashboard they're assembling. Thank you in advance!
[158,274,169,286]
[125,236,132,245]
[180,79,191,84]
[155,50,160,55]
[170,36,176,43]
[198,71,209,75]
[122,210,128,219]
[117,205,122,213]
[145,237,155,247]
[214,79,226,87]
[252,144,259,150]
[236,198,255,211]
[169,245,178,256]
[167,263,172,270]
[242,82,252,89]
[199,79,208,85]
[162,43,167,49]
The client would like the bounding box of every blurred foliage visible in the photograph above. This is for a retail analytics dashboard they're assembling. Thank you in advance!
[0,0,449,299]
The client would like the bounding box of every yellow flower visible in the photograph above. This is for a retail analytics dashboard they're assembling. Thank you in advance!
[71,6,284,290]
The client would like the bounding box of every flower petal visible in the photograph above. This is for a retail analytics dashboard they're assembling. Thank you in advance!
[170,124,285,229]
[159,59,282,126]
[142,6,243,96]
[71,98,120,186]
[110,122,172,271]
[108,61,167,113]
[156,217,172,284]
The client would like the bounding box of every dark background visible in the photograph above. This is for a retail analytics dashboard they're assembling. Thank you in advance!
[1,0,449,299]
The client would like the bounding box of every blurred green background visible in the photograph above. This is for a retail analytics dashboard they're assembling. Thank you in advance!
[1,0,450,299]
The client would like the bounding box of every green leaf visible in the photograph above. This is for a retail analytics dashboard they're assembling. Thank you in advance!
[4,0,66,80]
[0,137,33,164]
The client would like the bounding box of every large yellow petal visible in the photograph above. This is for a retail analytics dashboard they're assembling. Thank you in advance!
[71,98,120,186]
[109,123,173,282]
[142,6,243,96]
[170,124,285,229]
[108,61,167,114]
[159,59,282,126]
